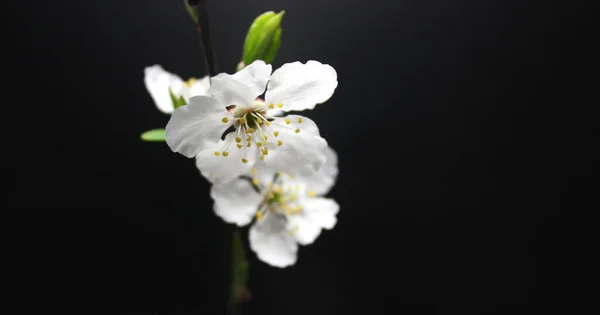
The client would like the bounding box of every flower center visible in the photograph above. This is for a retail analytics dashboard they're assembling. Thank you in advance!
[215,100,303,163]
[257,179,302,220]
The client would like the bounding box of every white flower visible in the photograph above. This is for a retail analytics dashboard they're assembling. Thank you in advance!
[143,65,210,114]
[165,60,338,185]
[210,147,340,268]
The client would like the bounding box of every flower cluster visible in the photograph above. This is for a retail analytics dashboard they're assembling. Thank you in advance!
[144,60,339,268]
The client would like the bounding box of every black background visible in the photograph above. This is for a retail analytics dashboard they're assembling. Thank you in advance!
[10,0,590,314]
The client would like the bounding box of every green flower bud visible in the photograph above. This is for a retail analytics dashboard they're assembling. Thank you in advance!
[242,10,285,65]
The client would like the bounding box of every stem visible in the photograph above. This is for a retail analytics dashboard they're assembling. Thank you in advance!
[187,0,219,77]
[229,228,249,315]
[186,2,236,314]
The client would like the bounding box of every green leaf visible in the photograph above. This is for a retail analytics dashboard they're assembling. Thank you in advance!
[263,27,281,64]
[243,11,276,63]
[169,88,187,109]
[140,129,166,142]
[242,10,284,65]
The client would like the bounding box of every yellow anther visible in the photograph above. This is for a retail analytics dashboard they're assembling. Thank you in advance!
[277,103,283,108]
[239,117,247,124]
[274,131,279,137]
[277,140,283,146]
[256,142,263,147]
[252,178,259,186]
[265,121,271,126]
[237,144,243,148]
[235,137,242,143]
[257,118,263,124]
[214,151,220,156]
[246,142,251,147]
[262,149,269,155]
[256,211,263,221]
[284,118,291,124]
[183,77,196,87]
[241,158,248,163]
[260,155,264,160]
[251,168,257,174]
[222,151,229,157]
[246,128,255,133]
[246,136,252,141]
[263,135,268,140]
[307,190,317,197]
[297,117,303,123]
[268,103,274,109]
[221,117,229,123]
[295,128,300,133]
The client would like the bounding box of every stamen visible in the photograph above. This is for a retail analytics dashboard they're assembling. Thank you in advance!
[295,128,300,133]
[241,158,248,163]
[277,103,283,108]
[221,117,229,123]
[284,118,291,124]
[297,117,303,124]
[277,140,283,146]
[214,151,220,156]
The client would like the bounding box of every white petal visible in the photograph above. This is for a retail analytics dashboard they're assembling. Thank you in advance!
[286,215,322,246]
[265,108,285,117]
[210,179,262,226]
[144,65,184,114]
[289,146,339,195]
[208,60,272,107]
[232,60,272,96]
[263,115,328,177]
[181,75,210,101]
[265,60,338,112]
[198,75,211,89]
[247,161,278,188]
[287,197,339,245]
[195,132,259,185]
[249,213,298,268]
[165,96,232,158]
[301,197,339,230]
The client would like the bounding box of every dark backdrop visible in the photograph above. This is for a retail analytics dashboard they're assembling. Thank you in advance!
[10,0,588,314]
